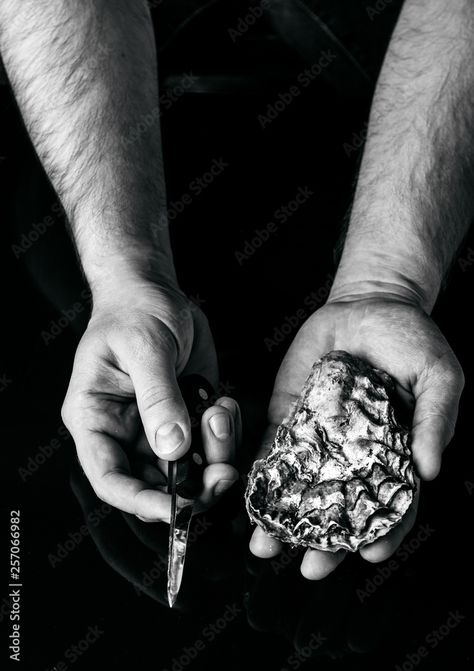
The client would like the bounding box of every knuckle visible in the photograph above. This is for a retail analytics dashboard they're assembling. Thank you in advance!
[216,396,238,410]
[202,404,230,424]
[61,390,98,432]
[125,325,156,355]
[61,397,73,428]
[93,486,113,508]
[92,469,123,508]
[437,354,465,390]
[89,478,110,505]
[133,488,168,521]
[139,387,184,415]
[418,410,457,444]
[120,323,176,361]
[444,361,464,390]
[132,489,146,518]
[426,352,465,399]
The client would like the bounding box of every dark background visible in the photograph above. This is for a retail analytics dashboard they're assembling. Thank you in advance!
[1,1,473,669]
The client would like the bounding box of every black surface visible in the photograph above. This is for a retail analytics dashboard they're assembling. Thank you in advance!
[1,2,473,670]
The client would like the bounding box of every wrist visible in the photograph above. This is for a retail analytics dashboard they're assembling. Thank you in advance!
[330,247,442,313]
[78,228,178,294]
[83,252,180,308]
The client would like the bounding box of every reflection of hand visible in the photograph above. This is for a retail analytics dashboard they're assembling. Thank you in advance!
[245,537,437,662]
[250,297,463,578]
[70,457,241,609]
[62,281,240,523]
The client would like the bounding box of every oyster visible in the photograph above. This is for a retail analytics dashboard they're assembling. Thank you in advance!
[246,351,416,552]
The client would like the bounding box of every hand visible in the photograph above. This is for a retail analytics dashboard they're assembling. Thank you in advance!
[61,280,240,522]
[250,295,464,578]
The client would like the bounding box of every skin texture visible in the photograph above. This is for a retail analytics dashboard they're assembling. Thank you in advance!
[61,282,241,522]
[0,0,469,573]
[250,299,463,576]
[330,0,474,314]
[251,0,472,577]
[0,0,240,521]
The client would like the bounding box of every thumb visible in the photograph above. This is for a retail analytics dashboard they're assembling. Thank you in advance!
[127,332,191,461]
[411,357,464,480]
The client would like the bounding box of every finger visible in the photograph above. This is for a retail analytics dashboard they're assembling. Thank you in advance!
[201,404,235,464]
[75,429,172,522]
[154,399,241,479]
[300,548,347,580]
[134,431,158,463]
[359,481,420,563]
[132,462,167,488]
[69,462,170,606]
[122,512,169,553]
[411,358,464,480]
[195,462,239,512]
[249,526,284,558]
[125,331,191,461]
[215,396,242,449]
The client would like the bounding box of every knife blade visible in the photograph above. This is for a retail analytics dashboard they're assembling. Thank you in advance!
[167,374,214,608]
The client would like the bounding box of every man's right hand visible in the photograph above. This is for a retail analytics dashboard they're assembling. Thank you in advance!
[61,280,240,523]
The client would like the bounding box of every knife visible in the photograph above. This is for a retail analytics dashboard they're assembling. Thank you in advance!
[167,374,214,608]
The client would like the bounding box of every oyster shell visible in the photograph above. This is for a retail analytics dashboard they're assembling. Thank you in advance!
[246,350,416,552]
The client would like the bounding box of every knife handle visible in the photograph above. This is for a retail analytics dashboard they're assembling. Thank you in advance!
[175,374,215,500]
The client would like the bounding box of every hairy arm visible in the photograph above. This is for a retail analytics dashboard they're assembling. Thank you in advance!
[0,0,240,519]
[0,0,175,297]
[330,0,474,311]
[251,0,468,575]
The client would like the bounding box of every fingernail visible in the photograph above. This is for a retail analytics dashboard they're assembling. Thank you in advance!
[213,479,235,497]
[156,422,184,454]
[209,413,231,439]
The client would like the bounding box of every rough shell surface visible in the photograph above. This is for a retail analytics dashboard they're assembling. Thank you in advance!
[245,351,416,552]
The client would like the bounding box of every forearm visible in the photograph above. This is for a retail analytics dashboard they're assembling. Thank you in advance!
[330,0,474,312]
[0,0,176,296]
